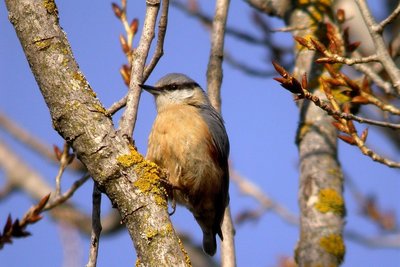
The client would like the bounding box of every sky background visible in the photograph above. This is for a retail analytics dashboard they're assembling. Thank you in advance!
[0,1,399,266]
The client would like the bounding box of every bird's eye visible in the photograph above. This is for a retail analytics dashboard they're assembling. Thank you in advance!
[170,84,178,90]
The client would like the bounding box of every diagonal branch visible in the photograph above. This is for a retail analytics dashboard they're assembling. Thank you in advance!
[5,0,188,265]
[0,111,84,171]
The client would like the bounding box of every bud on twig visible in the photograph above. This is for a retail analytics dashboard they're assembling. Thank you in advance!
[336,9,345,23]
[338,134,356,145]
[119,34,130,54]
[112,3,122,19]
[130,18,139,35]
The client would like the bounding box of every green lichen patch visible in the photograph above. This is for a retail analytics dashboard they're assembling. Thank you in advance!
[319,234,345,264]
[315,188,345,216]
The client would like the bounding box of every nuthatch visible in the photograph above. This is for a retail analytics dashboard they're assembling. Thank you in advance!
[141,73,230,256]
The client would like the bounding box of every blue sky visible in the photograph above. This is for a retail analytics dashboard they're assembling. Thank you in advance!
[0,1,399,266]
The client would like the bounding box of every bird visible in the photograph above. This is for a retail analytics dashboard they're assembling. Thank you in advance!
[141,73,230,256]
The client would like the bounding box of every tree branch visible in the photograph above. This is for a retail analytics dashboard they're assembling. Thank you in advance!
[283,3,346,266]
[0,137,121,235]
[355,0,400,94]
[0,111,84,171]
[5,1,188,265]
[206,0,236,266]
[86,184,102,267]
[118,0,161,137]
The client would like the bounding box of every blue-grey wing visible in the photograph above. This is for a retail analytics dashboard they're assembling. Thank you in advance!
[198,104,230,164]
[198,103,230,239]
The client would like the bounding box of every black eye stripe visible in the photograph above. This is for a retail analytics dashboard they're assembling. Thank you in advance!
[161,82,200,91]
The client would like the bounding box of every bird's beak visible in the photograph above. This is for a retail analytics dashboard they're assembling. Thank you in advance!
[140,84,161,95]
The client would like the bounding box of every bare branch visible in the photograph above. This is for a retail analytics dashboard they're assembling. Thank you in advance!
[0,112,53,160]
[119,0,161,137]
[316,54,379,65]
[224,52,276,77]
[86,184,102,267]
[44,173,90,211]
[299,93,400,129]
[0,139,120,235]
[55,143,75,196]
[0,182,15,200]
[345,231,400,248]
[0,194,50,249]
[355,0,400,94]
[143,0,169,81]
[205,0,236,265]
[231,169,298,225]
[352,63,394,94]
[377,2,400,32]
[107,95,128,115]
[172,0,266,46]
[207,0,230,112]
[5,0,188,263]
[0,111,84,171]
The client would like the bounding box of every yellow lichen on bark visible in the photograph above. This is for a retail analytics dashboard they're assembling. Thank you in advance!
[315,188,345,216]
[43,0,58,15]
[117,145,168,206]
[178,237,192,266]
[319,234,345,264]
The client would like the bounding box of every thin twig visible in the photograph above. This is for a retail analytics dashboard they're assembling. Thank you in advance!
[0,139,121,235]
[107,0,168,117]
[172,0,266,46]
[352,63,393,94]
[231,169,298,225]
[207,0,230,112]
[224,52,276,77]
[355,0,400,94]
[362,92,400,115]
[143,0,169,81]
[44,173,91,211]
[317,54,379,65]
[345,231,400,248]
[273,61,400,168]
[304,95,400,129]
[118,0,161,137]
[351,129,400,168]
[107,95,128,115]
[55,143,72,196]
[377,3,400,33]
[86,183,102,267]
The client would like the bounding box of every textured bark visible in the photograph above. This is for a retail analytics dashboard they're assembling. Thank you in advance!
[249,1,347,266]
[5,0,189,266]
[288,5,346,267]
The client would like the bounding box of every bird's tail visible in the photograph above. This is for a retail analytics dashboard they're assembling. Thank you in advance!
[202,232,217,256]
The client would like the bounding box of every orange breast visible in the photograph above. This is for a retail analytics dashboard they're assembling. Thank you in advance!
[146,104,223,208]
